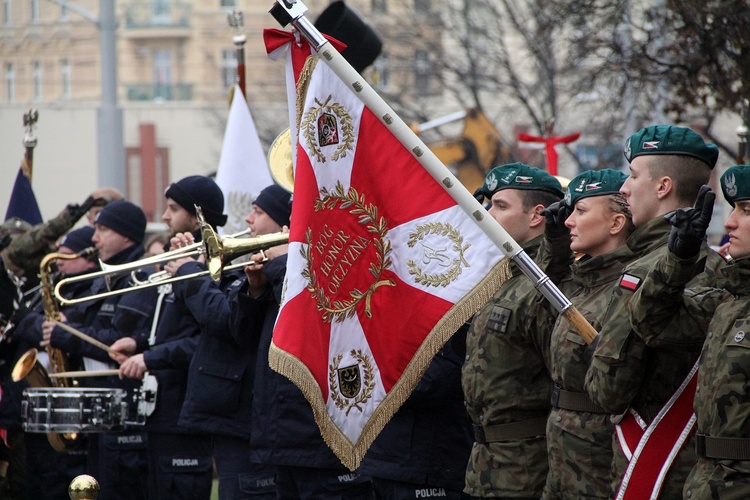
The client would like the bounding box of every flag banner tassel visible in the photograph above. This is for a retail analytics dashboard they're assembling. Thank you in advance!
[269,259,511,469]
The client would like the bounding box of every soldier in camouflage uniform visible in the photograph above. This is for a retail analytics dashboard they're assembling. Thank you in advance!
[583,125,725,498]
[542,169,637,499]
[0,187,121,279]
[462,163,564,498]
[629,164,750,499]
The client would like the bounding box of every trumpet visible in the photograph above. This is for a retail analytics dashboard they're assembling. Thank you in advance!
[55,222,289,306]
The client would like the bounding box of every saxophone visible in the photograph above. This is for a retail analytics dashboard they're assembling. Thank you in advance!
[13,247,96,452]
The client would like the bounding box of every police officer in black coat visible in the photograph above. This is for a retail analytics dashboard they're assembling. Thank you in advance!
[112,176,228,500]
[43,200,156,500]
[177,185,295,499]
[11,226,98,500]
[358,325,473,499]
[231,185,373,499]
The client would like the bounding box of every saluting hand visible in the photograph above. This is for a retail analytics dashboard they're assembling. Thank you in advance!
[666,185,715,259]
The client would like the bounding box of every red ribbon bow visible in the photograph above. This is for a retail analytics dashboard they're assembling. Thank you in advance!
[264,28,348,79]
[518,132,581,175]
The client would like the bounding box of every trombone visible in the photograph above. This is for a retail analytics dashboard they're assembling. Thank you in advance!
[55,217,289,306]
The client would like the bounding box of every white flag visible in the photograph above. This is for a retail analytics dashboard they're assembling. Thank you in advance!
[215,85,274,235]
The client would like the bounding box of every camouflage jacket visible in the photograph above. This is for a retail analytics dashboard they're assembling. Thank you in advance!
[462,235,558,498]
[631,251,750,499]
[585,216,725,498]
[545,243,637,499]
[6,208,75,277]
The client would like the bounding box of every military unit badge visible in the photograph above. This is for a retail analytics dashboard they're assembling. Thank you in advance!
[329,350,375,416]
[302,95,354,163]
[724,173,738,198]
[406,222,470,287]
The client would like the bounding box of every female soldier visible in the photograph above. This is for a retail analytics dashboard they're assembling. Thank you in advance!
[542,169,636,499]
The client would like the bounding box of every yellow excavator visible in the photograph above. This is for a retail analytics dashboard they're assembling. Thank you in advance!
[413,108,511,194]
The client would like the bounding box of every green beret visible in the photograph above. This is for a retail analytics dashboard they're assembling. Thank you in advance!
[564,168,628,209]
[478,162,563,200]
[623,125,719,168]
[721,164,750,205]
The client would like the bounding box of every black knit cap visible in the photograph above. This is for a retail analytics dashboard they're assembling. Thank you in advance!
[164,175,228,228]
[254,185,292,227]
[58,226,95,254]
[94,200,147,244]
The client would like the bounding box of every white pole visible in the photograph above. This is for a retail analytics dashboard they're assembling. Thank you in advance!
[270,1,597,343]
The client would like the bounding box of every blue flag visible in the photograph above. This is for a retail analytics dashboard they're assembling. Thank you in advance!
[5,167,42,225]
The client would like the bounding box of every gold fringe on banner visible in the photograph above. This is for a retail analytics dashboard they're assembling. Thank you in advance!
[268,257,512,470]
[295,56,318,134]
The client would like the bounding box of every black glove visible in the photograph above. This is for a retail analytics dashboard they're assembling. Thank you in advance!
[666,185,715,259]
[541,201,569,239]
[473,186,486,205]
[66,195,97,223]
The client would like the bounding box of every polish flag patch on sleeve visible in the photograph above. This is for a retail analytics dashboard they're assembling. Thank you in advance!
[619,273,641,291]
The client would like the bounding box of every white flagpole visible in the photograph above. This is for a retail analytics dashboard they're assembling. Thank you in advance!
[268,0,596,343]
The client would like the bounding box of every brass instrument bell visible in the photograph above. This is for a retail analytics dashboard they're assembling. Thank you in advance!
[68,474,100,500]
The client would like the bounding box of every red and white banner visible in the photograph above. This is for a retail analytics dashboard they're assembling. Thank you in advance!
[265,33,508,469]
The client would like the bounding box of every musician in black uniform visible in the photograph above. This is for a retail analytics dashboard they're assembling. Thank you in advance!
[43,200,156,500]
[10,226,97,499]
[231,185,374,499]
[174,185,293,499]
[112,176,227,500]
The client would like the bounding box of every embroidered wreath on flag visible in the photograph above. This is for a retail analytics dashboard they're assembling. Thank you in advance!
[328,350,376,416]
[301,182,394,323]
[301,95,355,163]
[406,222,470,287]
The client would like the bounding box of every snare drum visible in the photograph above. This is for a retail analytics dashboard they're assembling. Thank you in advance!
[22,387,127,433]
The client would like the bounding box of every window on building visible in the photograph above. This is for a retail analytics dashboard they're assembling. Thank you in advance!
[414,50,431,91]
[414,0,430,13]
[220,0,236,7]
[372,0,387,13]
[60,1,68,21]
[33,61,42,101]
[372,52,390,90]
[5,63,14,102]
[61,59,71,99]
[221,49,237,90]
[151,0,170,24]
[31,0,40,23]
[3,0,11,26]
[153,49,172,99]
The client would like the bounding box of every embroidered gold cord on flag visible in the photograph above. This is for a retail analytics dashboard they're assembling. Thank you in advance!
[267,43,512,471]
[269,258,511,468]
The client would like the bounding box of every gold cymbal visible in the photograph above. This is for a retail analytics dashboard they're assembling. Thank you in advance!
[268,128,294,193]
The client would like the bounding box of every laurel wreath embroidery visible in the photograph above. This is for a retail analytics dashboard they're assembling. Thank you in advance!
[406,222,470,287]
[301,182,395,323]
[301,95,355,163]
[328,350,376,416]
